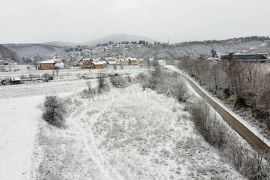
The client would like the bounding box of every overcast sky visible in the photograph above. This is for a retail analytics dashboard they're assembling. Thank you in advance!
[0,0,270,43]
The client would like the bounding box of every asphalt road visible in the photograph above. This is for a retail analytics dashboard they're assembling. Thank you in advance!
[166,65,270,159]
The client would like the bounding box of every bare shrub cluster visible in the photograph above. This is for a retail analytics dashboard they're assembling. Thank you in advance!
[109,74,128,88]
[81,81,98,98]
[81,73,110,98]
[189,103,227,149]
[42,96,67,127]
[188,102,270,179]
[180,58,270,129]
[142,63,188,102]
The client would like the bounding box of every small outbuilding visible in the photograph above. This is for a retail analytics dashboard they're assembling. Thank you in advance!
[94,62,106,69]
[38,60,56,70]
[127,57,139,65]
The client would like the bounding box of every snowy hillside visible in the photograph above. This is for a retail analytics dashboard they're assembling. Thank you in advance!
[2,44,67,61]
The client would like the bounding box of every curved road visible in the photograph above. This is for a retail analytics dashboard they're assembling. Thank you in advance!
[165,65,270,159]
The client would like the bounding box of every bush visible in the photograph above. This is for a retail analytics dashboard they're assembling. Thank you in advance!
[42,73,53,82]
[189,102,228,149]
[141,66,188,102]
[81,81,97,98]
[188,102,270,179]
[42,96,67,127]
[110,74,128,88]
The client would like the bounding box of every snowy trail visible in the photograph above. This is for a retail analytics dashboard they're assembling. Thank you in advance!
[72,100,124,180]
[165,65,270,157]
[0,96,42,180]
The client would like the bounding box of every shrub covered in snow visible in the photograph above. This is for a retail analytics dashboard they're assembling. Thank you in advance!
[109,74,128,88]
[42,73,53,82]
[81,81,97,98]
[81,74,110,98]
[141,64,188,102]
[42,96,67,127]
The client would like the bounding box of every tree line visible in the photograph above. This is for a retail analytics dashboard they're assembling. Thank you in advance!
[179,58,270,129]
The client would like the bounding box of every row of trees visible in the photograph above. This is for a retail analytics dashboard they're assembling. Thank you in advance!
[179,58,270,129]
[179,36,270,46]
[189,102,270,179]
[140,64,269,178]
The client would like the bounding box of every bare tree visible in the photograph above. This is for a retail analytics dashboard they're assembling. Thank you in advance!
[221,60,256,108]
[97,73,109,93]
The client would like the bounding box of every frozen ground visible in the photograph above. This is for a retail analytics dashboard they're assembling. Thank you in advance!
[32,84,244,179]
[0,79,92,99]
[0,96,43,180]
[0,77,96,179]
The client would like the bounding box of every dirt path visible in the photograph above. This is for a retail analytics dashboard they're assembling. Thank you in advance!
[165,65,270,158]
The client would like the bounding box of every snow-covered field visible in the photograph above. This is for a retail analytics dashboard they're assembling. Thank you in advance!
[0,96,43,180]
[29,84,243,179]
[0,79,91,99]
[0,69,246,179]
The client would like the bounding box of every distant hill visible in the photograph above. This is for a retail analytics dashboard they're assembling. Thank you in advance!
[172,36,270,57]
[42,41,77,47]
[1,35,269,64]
[2,44,68,62]
[0,45,20,62]
[84,34,156,46]
[105,36,270,61]
[178,36,270,46]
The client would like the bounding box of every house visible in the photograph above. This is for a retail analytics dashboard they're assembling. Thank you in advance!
[38,60,56,70]
[94,61,106,69]
[127,57,139,65]
[82,59,95,69]
[221,53,268,63]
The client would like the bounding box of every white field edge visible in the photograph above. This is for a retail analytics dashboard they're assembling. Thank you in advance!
[165,65,270,147]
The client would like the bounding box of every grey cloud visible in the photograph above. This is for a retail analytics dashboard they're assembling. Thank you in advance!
[0,0,269,43]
